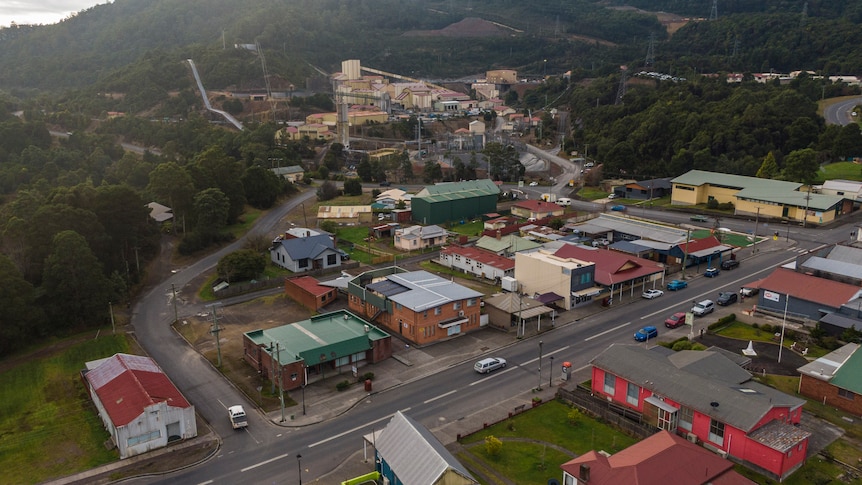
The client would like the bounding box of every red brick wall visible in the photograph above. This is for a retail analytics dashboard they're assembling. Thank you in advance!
[799,375,862,415]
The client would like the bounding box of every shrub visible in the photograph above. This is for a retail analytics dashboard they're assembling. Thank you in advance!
[707,199,719,209]
[484,435,503,457]
[761,324,774,334]
[567,408,581,427]
[672,340,693,351]
[336,380,350,392]
[691,343,708,350]
[359,372,374,382]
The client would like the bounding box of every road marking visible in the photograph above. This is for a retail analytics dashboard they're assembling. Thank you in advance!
[308,408,411,448]
[469,367,516,385]
[241,453,290,472]
[424,390,458,404]
[520,346,570,366]
[585,321,631,341]
[196,481,213,485]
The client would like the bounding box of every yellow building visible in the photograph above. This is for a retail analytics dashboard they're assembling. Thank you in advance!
[671,170,847,225]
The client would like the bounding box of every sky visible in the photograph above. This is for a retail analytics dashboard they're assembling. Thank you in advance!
[0,1,105,28]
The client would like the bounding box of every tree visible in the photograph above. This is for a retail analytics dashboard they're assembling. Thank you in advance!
[782,148,818,184]
[217,249,266,283]
[356,155,373,182]
[147,161,195,227]
[400,151,413,182]
[756,152,779,179]
[241,165,283,209]
[423,161,442,183]
[483,142,523,182]
[41,230,112,329]
[193,188,230,234]
[0,254,45,357]
[484,435,502,457]
[833,124,862,160]
[317,180,339,201]
[343,178,363,196]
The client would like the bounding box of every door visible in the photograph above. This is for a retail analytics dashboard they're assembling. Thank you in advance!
[166,422,181,442]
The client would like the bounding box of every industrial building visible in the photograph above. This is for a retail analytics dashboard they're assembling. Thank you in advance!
[411,180,500,225]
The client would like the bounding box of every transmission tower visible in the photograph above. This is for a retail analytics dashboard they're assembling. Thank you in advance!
[616,65,628,105]
[644,33,656,68]
[800,2,808,27]
[256,39,277,121]
[731,37,740,58]
[709,0,718,21]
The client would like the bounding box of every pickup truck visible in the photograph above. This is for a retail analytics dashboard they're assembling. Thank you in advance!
[229,405,247,429]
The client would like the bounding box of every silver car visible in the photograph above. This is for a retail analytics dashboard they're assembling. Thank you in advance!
[474,357,507,374]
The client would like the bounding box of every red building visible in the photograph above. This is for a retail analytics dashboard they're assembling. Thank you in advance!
[590,344,809,481]
[284,275,337,311]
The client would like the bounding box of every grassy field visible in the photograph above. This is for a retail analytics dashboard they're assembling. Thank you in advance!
[816,161,862,183]
[713,321,829,358]
[0,333,131,484]
[459,400,637,485]
[577,186,611,200]
[447,219,485,236]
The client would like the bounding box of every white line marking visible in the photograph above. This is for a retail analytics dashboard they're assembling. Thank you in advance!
[308,408,411,448]
[424,390,458,404]
[585,321,632,341]
[241,453,289,472]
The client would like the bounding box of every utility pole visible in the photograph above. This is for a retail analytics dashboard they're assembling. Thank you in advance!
[276,342,285,422]
[170,283,179,324]
[802,188,811,228]
[109,301,115,334]
[753,207,760,253]
[681,228,691,280]
[208,303,223,368]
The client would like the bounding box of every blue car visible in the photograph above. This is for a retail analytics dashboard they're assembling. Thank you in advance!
[634,326,659,342]
[610,205,626,211]
[667,279,688,291]
[704,267,720,277]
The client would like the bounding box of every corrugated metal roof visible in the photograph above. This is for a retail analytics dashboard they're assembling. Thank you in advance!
[801,256,862,280]
[276,234,336,260]
[759,268,861,308]
[475,234,541,254]
[376,411,476,485]
[591,345,806,432]
[824,343,862,394]
[823,245,862,265]
[84,354,191,427]
[385,271,483,311]
[798,343,860,386]
[672,170,801,191]
[415,179,499,197]
[735,188,843,211]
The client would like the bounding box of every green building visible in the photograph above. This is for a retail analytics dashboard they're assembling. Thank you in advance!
[411,179,500,225]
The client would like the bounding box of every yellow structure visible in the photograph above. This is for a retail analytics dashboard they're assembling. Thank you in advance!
[317,205,373,224]
[514,251,595,310]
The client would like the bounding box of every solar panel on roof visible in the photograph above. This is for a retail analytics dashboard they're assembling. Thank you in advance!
[367,279,409,297]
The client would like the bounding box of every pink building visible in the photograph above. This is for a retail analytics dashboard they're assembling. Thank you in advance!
[590,344,809,481]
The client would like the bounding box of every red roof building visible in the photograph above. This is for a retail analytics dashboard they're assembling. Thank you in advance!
[553,244,665,287]
[439,245,515,281]
[756,267,862,314]
[83,353,196,459]
[285,275,338,311]
[510,200,565,220]
[561,431,755,485]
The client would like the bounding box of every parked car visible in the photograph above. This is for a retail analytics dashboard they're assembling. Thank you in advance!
[665,312,687,329]
[378,181,391,187]
[691,299,715,317]
[720,259,740,270]
[717,292,738,306]
[591,238,610,247]
[690,214,709,222]
[474,357,507,374]
[529,181,539,186]
[642,289,664,299]
[667,279,688,291]
[610,205,626,211]
[740,287,759,297]
[634,326,659,342]
[704,267,720,277]
[607,193,617,199]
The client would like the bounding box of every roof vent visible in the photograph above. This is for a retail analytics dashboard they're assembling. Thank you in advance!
[710,401,719,408]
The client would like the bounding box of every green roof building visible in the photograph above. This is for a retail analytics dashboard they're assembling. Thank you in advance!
[411,180,500,225]
[242,310,392,391]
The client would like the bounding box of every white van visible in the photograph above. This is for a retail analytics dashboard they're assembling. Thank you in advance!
[228,405,248,429]
[556,198,572,206]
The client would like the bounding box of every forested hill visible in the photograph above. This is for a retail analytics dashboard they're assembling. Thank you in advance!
[1,0,861,99]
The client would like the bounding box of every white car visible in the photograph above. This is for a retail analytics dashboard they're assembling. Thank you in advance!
[474,357,507,374]
[529,181,539,186]
[607,194,617,199]
[642,289,664,299]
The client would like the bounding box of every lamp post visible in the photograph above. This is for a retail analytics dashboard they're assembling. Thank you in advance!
[296,453,302,485]
[537,340,544,391]
[543,59,547,78]
[549,355,554,388]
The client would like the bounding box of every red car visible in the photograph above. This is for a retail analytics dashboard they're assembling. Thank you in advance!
[665,312,687,329]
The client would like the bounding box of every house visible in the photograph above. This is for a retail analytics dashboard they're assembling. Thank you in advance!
[672,235,734,269]
[475,232,542,257]
[316,205,373,224]
[590,344,809,481]
[819,179,862,202]
[394,224,447,251]
[671,170,847,225]
[552,243,666,298]
[347,268,483,346]
[438,245,515,281]
[82,354,197,459]
[284,275,338,311]
[612,177,673,200]
[510,200,565,220]
[754,267,861,322]
[411,180,500,225]
[797,343,862,416]
[561,430,755,485]
[146,202,173,223]
[271,165,304,183]
[483,292,554,333]
[242,310,391,392]
[514,250,601,310]
[270,234,345,273]
[376,188,412,208]
[373,411,477,485]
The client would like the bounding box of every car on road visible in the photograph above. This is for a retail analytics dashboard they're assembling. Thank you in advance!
[642,289,664,299]
[704,267,720,277]
[229,405,248,429]
[690,214,709,222]
[634,326,659,342]
[717,291,738,306]
[720,259,739,270]
[529,181,539,186]
[474,357,507,374]
[610,205,626,211]
[378,181,391,187]
[665,312,687,329]
[667,279,688,291]
[691,299,715,317]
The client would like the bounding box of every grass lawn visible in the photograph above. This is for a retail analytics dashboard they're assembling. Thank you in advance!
[577,186,612,200]
[336,226,372,245]
[713,321,830,358]
[459,400,637,485]
[816,161,862,183]
[227,207,262,239]
[447,219,484,236]
[690,229,763,248]
[315,194,373,207]
[0,333,131,484]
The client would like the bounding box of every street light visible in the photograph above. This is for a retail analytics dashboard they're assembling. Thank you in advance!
[297,453,302,485]
[537,340,544,391]
[549,355,554,388]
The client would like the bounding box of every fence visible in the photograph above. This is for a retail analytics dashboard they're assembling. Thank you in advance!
[557,386,658,439]
[213,262,359,299]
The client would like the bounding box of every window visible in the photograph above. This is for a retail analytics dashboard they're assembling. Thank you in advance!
[603,372,615,395]
[626,382,639,406]
[127,430,160,447]
[838,388,856,400]
[327,254,337,265]
[580,273,592,284]
[678,406,693,431]
[709,419,725,446]
[434,307,441,315]
[298,258,308,268]
[290,373,298,381]
[454,302,462,310]
[657,407,678,431]
[395,303,402,310]
[467,298,477,307]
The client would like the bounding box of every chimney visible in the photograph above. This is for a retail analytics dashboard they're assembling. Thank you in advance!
[579,464,590,482]
[496,229,502,240]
